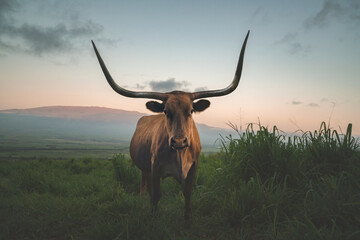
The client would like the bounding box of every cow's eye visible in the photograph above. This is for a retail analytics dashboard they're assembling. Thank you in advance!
[164,110,168,115]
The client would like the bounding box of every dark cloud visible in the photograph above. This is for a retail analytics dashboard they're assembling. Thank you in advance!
[0,0,17,13]
[1,22,103,56]
[123,79,196,92]
[349,0,360,20]
[292,100,303,105]
[276,0,360,56]
[0,0,115,56]
[149,78,191,92]
[304,0,360,29]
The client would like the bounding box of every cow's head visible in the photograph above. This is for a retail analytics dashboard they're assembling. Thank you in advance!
[92,31,249,150]
[146,92,210,149]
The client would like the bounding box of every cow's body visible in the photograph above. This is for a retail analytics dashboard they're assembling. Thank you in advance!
[129,92,202,218]
[91,30,249,220]
[130,114,201,182]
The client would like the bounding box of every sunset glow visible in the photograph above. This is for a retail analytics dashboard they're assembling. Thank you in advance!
[1,0,359,134]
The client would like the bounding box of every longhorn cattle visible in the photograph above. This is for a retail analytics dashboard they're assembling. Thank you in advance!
[92,31,249,220]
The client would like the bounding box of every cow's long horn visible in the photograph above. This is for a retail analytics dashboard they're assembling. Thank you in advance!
[92,41,168,101]
[192,30,250,100]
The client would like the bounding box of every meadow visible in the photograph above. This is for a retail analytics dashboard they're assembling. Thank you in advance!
[0,122,359,239]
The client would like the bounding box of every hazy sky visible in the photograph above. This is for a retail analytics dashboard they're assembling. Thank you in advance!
[1,0,359,134]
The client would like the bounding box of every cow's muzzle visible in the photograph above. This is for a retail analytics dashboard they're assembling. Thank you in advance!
[170,137,189,150]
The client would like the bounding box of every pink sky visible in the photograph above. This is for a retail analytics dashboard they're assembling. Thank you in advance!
[1,1,359,135]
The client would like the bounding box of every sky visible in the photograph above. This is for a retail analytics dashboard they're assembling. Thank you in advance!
[1,0,359,134]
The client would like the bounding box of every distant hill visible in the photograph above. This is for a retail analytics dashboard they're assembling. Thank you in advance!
[0,106,145,123]
[0,106,233,147]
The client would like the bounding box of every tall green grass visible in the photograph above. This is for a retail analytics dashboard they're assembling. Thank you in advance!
[210,122,360,239]
[0,122,359,239]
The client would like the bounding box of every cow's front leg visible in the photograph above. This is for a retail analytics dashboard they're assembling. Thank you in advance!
[183,162,197,221]
[150,162,162,213]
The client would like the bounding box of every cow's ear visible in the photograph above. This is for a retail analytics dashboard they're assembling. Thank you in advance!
[146,101,165,113]
[193,99,210,112]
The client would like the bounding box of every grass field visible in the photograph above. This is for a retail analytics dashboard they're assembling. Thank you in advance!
[0,136,127,160]
[1,122,359,239]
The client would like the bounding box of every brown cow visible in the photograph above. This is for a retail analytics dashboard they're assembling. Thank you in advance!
[92,31,249,220]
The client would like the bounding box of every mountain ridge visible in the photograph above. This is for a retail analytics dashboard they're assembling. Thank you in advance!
[0,106,145,123]
[0,106,220,129]
[0,106,232,146]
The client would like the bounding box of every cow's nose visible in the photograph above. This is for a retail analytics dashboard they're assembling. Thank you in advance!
[171,137,189,149]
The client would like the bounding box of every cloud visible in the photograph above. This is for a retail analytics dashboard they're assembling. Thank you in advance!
[0,0,115,56]
[292,99,326,107]
[321,97,329,102]
[125,79,203,92]
[148,78,191,92]
[289,42,312,55]
[275,33,298,44]
[0,0,17,14]
[321,97,336,106]
[194,87,208,92]
[1,22,103,56]
[251,7,264,19]
[251,7,271,25]
[304,0,360,29]
[308,103,319,107]
[292,100,303,105]
[304,1,343,28]
[275,33,311,56]
[135,83,146,90]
